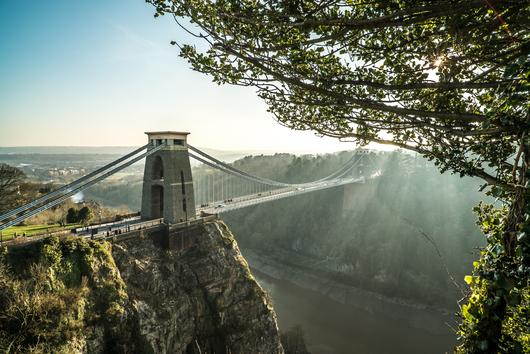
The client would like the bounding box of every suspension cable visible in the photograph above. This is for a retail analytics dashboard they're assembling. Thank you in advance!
[0,144,149,222]
[0,143,165,231]
[189,145,365,187]
[189,151,279,186]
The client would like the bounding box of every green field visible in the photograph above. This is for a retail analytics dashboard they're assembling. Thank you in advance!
[0,223,81,242]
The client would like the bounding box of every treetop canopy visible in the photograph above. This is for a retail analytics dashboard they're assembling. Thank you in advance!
[149,0,529,193]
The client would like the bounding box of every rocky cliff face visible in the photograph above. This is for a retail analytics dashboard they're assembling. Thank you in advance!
[0,220,283,354]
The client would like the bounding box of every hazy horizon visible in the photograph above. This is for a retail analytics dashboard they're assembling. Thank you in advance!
[0,144,364,156]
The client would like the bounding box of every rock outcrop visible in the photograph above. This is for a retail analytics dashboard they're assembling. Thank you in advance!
[0,220,283,354]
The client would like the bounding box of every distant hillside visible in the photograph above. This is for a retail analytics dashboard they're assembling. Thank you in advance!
[0,146,329,162]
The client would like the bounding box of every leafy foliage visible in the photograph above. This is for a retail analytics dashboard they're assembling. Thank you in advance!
[77,206,92,225]
[456,197,530,353]
[0,164,26,214]
[147,1,529,351]
[150,0,528,190]
[66,207,79,224]
[66,206,93,225]
[0,236,130,353]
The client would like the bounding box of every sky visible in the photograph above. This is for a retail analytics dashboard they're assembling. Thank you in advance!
[0,0,355,154]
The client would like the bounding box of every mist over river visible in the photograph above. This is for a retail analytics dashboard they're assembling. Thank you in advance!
[253,270,456,354]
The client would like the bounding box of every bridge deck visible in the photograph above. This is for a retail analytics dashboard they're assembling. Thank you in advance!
[2,215,219,248]
[197,177,365,214]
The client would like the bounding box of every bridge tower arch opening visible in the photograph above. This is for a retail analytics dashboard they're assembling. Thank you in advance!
[152,155,164,179]
[141,132,196,223]
[151,185,164,218]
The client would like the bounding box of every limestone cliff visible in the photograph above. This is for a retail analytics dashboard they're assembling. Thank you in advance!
[0,220,283,354]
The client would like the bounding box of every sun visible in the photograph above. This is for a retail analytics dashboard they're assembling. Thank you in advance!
[433,56,445,67]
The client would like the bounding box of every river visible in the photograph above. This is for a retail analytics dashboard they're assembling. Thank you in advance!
[253,270,457,354]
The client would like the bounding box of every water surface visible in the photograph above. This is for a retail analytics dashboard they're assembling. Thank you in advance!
[253,270,456,354]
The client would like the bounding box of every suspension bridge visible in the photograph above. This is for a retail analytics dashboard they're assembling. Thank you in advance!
[0,131,374,243]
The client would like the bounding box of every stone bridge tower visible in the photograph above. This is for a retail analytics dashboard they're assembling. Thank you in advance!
[141,131,196,223]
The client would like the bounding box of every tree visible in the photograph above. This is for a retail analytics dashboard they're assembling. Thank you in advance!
[77,206,92,225]
[0,164,26,214]
[150,1,529,351]
[66,208,78,224]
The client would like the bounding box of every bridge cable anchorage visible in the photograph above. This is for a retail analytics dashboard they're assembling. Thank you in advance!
[0,143,167,231]
[0,144,150,223]
[188,145,365,187]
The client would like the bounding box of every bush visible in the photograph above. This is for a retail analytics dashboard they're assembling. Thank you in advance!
[77,206,92,224]
[0,236,129,353]
[66,208,78,224]
[65,206,92,225]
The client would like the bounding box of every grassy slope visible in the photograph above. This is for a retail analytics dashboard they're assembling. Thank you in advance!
[0,235,139,353]
[0,224,81,241]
